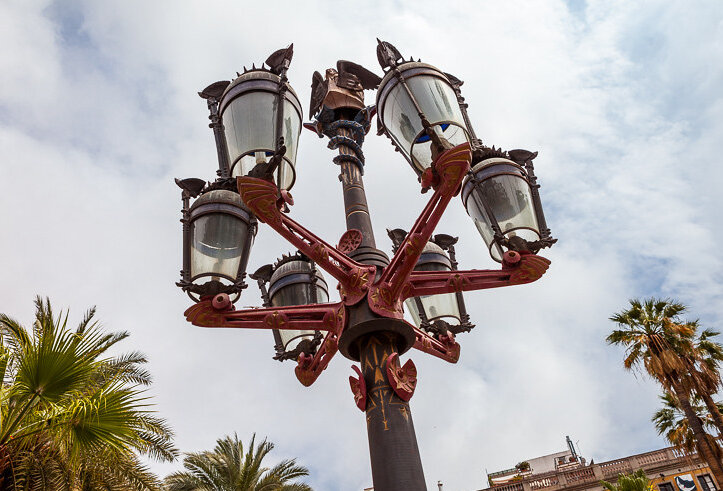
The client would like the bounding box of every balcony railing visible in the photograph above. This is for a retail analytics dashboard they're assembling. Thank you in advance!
[481,446,699,491]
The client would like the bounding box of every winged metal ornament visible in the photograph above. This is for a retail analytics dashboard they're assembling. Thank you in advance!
[265,44,294,75]
[309,61,382,120]
[198,80,230,100]
[309,71,328,118]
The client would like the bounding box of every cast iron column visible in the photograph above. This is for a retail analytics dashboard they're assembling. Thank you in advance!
[358,331,426,490]
[326,115,426,490]
[329,119,389,267]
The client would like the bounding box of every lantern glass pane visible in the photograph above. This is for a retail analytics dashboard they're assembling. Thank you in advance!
[405,261,461,328]
[224,92,301,190]
[224,91,276,163]
[190,213,250,280]
[270,283,329,353]
[381,74,468,172]
[467,173,540,261]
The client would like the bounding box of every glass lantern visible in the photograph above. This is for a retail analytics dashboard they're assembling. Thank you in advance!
[461,157,541,262]
[179,186,257,302]
[376,62,470,174]
[218,70,303,190]
[253,254,329,361]
[387,229,473,335]
[405,241,465,334]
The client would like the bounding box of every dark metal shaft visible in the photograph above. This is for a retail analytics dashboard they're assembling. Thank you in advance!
[358,331,426,491]
[327,115,423,489]
[205,97,231,178]
[336,126,376,249]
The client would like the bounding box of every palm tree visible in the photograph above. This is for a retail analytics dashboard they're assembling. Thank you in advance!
[0,297,177,490]
[608,298,723,487]
[601,469,651,491]
[652,392,722,453]
[164,433,312,490]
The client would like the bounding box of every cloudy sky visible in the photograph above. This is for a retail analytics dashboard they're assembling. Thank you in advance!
[2,0,723,489]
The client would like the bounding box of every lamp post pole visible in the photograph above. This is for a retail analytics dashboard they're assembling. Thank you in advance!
[319,105,427,489]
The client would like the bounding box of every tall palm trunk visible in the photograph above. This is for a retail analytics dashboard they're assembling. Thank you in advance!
[672,379,723,487]
[699,391,723,439]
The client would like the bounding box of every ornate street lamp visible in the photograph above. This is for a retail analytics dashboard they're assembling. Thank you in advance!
[388,230,473,336]
[178,41,555,491]
[251,253,329,361]
[176,179,257,302]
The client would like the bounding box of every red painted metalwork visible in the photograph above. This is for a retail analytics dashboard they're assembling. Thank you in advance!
[403,252,551,299]
[412,324,461,363]
[295,322,341,386]
[349,365,367,411]
[237,176,376,305]
[368,143,472,318]
[184,300,345,332]
[385,352,417,401]
[337,229,363,255]
[184,143,551,387]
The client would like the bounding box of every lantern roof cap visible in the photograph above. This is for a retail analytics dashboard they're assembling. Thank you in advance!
[377,61,450,99]
[189,187,244,211]
[222,68,300,103]
[421,241,446,255]
[468,156,522,174]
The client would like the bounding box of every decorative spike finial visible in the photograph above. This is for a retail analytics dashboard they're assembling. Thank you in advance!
[376,39,403,71]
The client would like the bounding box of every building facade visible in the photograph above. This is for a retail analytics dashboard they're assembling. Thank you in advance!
[479,444,716,491]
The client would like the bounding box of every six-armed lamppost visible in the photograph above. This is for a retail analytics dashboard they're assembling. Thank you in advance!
[176,41,556,491]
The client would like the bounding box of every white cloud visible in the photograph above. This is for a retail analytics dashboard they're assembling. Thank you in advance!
[1,0,722,489]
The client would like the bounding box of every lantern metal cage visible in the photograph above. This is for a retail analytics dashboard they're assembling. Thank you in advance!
[388,229,474,337]
[461,148,556,262]
[176,178,257,303]
[219,68,303,191]
[376,59,471,175]
[251,252,329,361]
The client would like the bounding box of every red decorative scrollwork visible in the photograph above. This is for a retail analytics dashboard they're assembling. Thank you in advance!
[237,176,376,306]
[295,303,346,387]
[337,229,363,255]
[184,299,345,332]
[411,324,460,363]
[402,254,550,299]
[184,143,552,388]
[349,365,367,411]
[385,352,418,402]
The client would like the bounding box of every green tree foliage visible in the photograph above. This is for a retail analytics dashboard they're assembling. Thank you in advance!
[164,433,312,491]
[608,298,723,487]
[652,392,723,453]
[601,469,651,491]
[0,297,178,490]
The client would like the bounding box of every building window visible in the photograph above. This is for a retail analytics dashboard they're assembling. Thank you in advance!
[698,475,717,491]
[660,482,675,491]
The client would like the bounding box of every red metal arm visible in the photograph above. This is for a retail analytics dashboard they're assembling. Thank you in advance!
[295,327,342,387]
[237,176,375,305]
[369,142,472,317]
[403,252,550,298]
[410,322,460,363]
[184,298,346,332]
[185,298,345,387]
